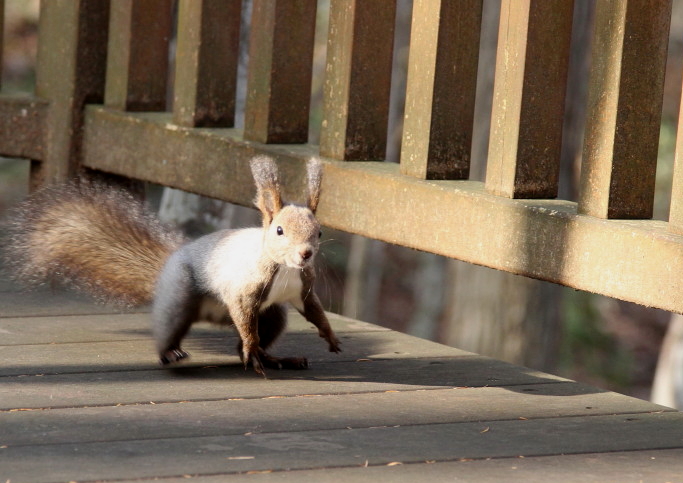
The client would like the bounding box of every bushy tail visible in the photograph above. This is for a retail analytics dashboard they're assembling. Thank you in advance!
[3,181,185,306]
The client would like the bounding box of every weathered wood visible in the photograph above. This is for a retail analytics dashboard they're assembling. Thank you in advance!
[485,0,574,199]
[1,384,667,446]
[2,412,682,482]
[82,108,683,315]
[0,96,48,160]
[578,0,672,219]
[319,0,397,160]
[0,0,4,89]
[130,449,683,483]
[105,0,172,111]
[669,73,683,233]
[243,0,317,143]
[0,326,471,378]
[0,356,569,410]
[34,0,110,183]
[400,0,482,180]
[0,311,386,345]
[173,0,242,127]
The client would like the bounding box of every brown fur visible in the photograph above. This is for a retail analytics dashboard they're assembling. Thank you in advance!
[4,181,185,306]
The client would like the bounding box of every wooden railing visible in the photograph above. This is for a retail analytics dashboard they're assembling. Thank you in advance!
[1,0,682,314]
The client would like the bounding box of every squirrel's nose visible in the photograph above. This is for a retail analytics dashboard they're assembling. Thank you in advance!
[301,249,313,261]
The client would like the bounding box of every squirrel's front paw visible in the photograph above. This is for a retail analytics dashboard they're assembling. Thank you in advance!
[327,336,342,353]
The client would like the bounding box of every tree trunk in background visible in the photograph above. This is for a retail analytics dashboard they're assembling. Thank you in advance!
[157,187,258,237]
[438,0,593,372]
[342,235,385,322]
[652,314,683,408]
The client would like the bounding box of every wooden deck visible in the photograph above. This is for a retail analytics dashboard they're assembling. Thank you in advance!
[2,281,683,482]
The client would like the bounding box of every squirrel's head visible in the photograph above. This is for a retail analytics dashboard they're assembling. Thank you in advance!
[250,156,322,269]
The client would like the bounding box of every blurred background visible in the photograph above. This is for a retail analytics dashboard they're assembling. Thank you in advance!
[2,0,683,405]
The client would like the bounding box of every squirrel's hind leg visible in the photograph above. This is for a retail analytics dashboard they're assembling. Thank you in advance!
[153,261,201,365]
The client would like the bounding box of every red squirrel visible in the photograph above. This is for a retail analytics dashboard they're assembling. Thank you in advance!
[5,156,341,375]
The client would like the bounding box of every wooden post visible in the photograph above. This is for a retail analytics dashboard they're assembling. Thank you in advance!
[105,0,173,112]
[320,0,397,161]
[243,0,317,143]
[0,0,4,90]
[669,73,683,234]
[34,0,110,184]
[400,0,483,180]
[484,0,574,199]
[173,0,242,128]
[578,0,672,219]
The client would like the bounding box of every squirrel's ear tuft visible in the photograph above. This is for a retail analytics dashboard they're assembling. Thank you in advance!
[250,155,283,225]
[306,158,323,213]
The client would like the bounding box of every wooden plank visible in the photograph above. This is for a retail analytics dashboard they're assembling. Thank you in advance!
[173,0,242,127]
[34,0,110,183]
[669,72,683,233]
[0,331,473,377]
[485,0,574,199]
[104,0,172,111]
[0,289,147,317]
[400,0,482,180]
[2,412,682,482]
[0,356,568,410]
[0,292,143,318]
[81,108,683,314]
[243,0,317,143]
[1,384,668,446]
[578,0,672,219]
[0,311,386,346]
[114,449,683,483]
[0,96,48,160]
[319,0,397,160]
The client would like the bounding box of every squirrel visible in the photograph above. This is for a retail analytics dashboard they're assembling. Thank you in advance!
[4,155,341,376]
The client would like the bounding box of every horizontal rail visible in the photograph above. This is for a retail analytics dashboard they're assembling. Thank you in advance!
[82,106,683,315]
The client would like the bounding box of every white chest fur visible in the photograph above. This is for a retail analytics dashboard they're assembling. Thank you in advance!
[261,266,304,311]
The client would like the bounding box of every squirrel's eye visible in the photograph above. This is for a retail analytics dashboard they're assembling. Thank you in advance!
[318,230,322,238]
[276,226,284,236]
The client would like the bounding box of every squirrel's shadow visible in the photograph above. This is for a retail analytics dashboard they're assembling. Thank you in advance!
[166,330,600,398]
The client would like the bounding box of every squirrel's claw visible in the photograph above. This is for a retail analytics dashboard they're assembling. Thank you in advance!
[246,352,267,378]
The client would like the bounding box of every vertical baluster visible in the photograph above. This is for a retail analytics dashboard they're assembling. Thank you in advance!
[320,0,397,161]
[243,0,317,143]
[34,0,110,184]
[669,76,683,233]
[578,0,672,219]
[0,0,4,90]
[173,0,242,127]
[485,0,574,198]
[400,0,483,180]
[105,0,173,112]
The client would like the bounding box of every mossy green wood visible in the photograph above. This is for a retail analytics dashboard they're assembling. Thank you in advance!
[243,0,317,144]
[173,0,241,128]
[400,0,483,180]
[579,0,672,219]
[485,0,574,199]
[320,0,397,160]
[34,0,110,184]
[104,0,172,112]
